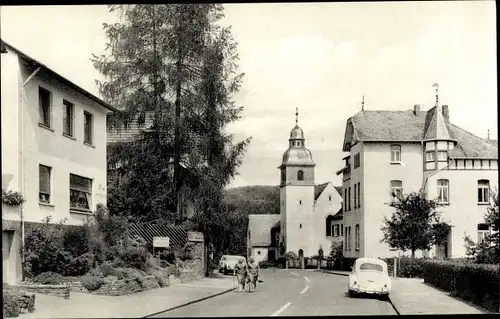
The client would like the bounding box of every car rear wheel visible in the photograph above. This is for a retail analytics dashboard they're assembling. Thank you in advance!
[348,290,357,298]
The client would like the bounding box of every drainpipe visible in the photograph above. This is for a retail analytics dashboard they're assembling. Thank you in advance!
[420,161,452,196]
[20,66,41,281]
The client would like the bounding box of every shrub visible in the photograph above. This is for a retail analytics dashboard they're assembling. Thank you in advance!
[2,189,25,206]
[99,263,126,279]
[180,242,195,261]
[81,275,105,291]
[3,291,21,318]
[422,260,500,313]
[66,253,95,276]
[160,249,176,264]
[60,225,92,257]
[54,250,74,275]
[110,258,126,268]
[33,271,64,285]
[121,247,149,270]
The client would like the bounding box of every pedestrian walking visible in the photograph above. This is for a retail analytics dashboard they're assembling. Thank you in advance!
[233,258,247,292]
[246,257,260,292]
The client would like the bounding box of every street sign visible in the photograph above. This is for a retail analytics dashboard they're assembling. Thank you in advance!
[153,237,170,248]
[187,231,204,242]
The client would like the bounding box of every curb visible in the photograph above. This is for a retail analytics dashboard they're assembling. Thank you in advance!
[141,287,236,318]
[388,296,401,315]
[321,270,349,276]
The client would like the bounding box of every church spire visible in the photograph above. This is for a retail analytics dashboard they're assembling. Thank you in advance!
[295,107,299,126]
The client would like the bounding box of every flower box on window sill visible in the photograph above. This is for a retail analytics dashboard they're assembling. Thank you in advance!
[70,208,93,215]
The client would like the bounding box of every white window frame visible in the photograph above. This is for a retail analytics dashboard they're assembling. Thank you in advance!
[477,180,490,204]
[426,151,435,162]
[355,224,360,251]
[38,87,52,128]
[390,180,403,202]
[390,144,401,163]
[437,151,448,161]
[63,100,74,137]
[39,164,52,205]
[69,173,93,212]
[83,111,94,145]
[437,179,449,204]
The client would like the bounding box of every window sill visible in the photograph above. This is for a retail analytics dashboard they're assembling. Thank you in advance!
[38,123,54,132]
[39,202,54,207]
[63,133,76,141]
[390,161,402,165]
[437,202,450,206]
[477,203,490,206]
[70,209,93,215]
[84,142,95,148]
[355,248,360,251]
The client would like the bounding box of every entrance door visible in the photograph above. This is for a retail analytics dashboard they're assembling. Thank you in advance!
[268,249,276,261]
[3,231,12,284]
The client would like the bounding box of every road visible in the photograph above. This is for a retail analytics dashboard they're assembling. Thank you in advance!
[150,269,397,317]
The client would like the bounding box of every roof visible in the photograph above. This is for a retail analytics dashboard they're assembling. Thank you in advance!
[334,186,342,196]
[332,208,343,220]
[1,39,118,113]
[423,106,454,142]
[343,107,498,159]
[248,214,281,247]
[128,223,188,249]
[314,182,329,200]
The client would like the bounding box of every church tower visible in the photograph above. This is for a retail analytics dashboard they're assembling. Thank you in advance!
[278,108,316,258]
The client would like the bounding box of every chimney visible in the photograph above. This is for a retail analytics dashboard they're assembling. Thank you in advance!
[413,104,421,116]
[442,105,449,121]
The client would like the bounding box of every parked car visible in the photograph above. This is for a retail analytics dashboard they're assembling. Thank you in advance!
[218,255,246,275]
[348,257,391,299]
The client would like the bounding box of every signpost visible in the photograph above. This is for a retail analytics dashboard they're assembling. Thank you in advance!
[153,237,170,257]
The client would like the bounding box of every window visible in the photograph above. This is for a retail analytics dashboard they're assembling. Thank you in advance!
[359,263,383,272]
[326,216,332,236]
[390,180,403,201]
[341,224,343,236]
[334,224,340,237]
[437,179,449,204]
[355,224,360,250]
[477,223,490,244]
[299,224,302,229]
[437,151,448,161]
[63,100,74,136]
[354,184,357,208]
[330,223,335,237]
[84,111,93,145]
[39,87,51,127]
[70,173,93,211]
[297,170,304,181]
[299,200,302,205]
[329,195,332,201]
[348,187,351,211]
[39,165,52,204]
[344,227,348,250]
[348,226,352,250]
[344,189,347,212]
[426,151,435,162]
[257,251,261,255]
[353,153,360,168]
[478,180,490,204]
[390,144,401,163]
[357,182,361,207]
[281,169,286,184]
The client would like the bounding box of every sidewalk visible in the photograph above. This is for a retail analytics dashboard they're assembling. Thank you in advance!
[18,276,235,319]
[389,278,491,315]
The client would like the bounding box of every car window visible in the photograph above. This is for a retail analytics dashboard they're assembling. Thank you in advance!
[226,256,242,262]
[359,263,383,272]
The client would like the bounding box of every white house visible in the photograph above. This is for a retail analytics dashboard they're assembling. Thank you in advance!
[1,40,117,284]
[337,100,498,259]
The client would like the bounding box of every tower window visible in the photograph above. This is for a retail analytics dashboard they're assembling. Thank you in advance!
[299,200,302,205]
[281,169,286,184]
[329,195,332,201]
[297,170,304,181]
[299,224,302,229]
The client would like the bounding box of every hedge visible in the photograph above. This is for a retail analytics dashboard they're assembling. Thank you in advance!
[422,260,499,313]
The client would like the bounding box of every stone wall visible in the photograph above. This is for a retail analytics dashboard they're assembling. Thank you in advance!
[69,275,165,296]
[186,231,204,278]
[179,259,203,283]
[18,283,70,299]
[3,285,36,315]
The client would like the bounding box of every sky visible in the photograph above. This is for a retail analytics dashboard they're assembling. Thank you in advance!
[1,2,497,189]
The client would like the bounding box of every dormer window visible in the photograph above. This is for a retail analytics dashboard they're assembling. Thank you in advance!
[390,144,401,163]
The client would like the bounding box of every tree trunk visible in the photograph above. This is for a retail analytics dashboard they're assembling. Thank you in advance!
[411,249,416,258]
[174,57,182,224]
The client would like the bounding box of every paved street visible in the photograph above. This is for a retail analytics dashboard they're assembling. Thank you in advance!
[150,269,396,317]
